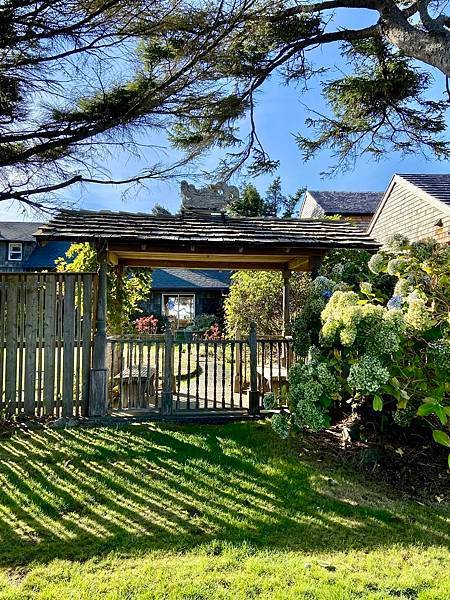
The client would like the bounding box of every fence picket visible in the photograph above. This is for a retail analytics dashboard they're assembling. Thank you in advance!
[24,275,38,415]
[43,277,56,415]
[5,276,18,416]
[62,274,75,417]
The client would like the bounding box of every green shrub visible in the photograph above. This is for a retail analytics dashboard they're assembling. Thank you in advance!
[276,237,450,465]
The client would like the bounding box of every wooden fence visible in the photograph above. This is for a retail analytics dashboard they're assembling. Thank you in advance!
[106,327,294,416]
[0,272,97,418]
[0,272,292,420]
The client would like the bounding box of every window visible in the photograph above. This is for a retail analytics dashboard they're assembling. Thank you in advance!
[8,242,23,261]
[163,294,195,327]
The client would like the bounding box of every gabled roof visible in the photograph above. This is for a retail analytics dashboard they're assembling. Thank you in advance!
[24,241,70,269]
[306,191,383,215]
[397,174,450,207]
[152,269,231,290]
[36,210,379,250]
[0,222,42,242]
[368,173,450,235]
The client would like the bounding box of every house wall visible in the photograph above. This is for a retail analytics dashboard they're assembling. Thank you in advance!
[370,182,450,244]
[0,241,36,272]
[299,192,325,218]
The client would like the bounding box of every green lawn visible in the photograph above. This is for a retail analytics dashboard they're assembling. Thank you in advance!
[0,421,448,599]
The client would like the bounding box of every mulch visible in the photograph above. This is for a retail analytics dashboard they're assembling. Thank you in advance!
[297,415,450,503]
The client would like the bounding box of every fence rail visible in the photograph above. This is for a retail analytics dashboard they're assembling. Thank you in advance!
[0,272,97,418]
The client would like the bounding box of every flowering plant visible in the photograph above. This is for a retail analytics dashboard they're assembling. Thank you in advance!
[135,315,159,334]
[204,323,222,340]
[273,237,450,465]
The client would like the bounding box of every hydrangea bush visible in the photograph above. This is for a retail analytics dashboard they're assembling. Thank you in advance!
[273,237,450,464]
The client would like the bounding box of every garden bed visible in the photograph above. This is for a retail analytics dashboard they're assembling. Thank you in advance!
[298,415,450,503]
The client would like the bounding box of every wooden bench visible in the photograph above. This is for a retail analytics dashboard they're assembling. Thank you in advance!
[113,366,156,408]
[257,365,289,394]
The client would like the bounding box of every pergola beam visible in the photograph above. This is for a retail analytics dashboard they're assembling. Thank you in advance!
[115,257,310,271]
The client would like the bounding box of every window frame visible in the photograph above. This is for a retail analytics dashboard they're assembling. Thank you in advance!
[162,293,196,326]
[8,242,23,261]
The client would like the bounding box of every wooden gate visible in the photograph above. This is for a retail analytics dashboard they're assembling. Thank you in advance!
[0,272,97,418]
[106,326,293,416]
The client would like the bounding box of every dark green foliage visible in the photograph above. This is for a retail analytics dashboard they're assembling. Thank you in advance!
[1,1,449,207]
[228,178,304,218]
[297,39,450,172]
[228,184,263,216]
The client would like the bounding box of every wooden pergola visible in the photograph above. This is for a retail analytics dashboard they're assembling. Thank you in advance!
[36,209,379,415]
[37,209,379,332]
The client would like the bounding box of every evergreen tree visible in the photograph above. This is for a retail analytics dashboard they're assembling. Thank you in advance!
[263,177,286,217]
[228,184,263,217]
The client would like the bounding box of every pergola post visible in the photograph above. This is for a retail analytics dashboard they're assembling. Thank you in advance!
[282,269,291,338]
[89,244,108,417]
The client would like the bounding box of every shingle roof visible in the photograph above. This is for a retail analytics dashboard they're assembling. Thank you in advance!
[398,174,450,206]
[0,222,42,241]
[152,269,231,290]
[24,241,70,269]
[36,210,379,250]
[308,191,383,215]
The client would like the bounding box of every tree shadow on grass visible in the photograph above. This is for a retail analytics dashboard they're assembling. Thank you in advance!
[0,421,448,568]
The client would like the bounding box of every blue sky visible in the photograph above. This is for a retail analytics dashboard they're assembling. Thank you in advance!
[1,9,449,221]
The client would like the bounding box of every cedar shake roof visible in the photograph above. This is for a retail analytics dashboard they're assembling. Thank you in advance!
[36,210,379,250]
[307,191,383,215]
[0,222,42,241]
[398,174,450,207]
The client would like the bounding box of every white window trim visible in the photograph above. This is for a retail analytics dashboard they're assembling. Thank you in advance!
[8,242,23,261]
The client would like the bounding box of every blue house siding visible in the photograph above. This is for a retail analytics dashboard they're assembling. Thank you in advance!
[24,242,71,270]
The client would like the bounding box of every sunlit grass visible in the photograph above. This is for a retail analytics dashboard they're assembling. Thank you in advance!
[0,421,448,599]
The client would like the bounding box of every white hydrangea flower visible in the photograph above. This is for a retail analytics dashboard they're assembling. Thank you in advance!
[368,253,384,274]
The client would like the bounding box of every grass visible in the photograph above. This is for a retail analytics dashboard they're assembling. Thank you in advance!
[0,421,448,599]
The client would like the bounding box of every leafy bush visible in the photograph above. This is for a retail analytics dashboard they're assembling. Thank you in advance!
[193,314,220,333]
[273,237,450,463]
[57,243,152,334]
[224,270,310,336]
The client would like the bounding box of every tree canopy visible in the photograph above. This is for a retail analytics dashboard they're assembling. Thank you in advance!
[1,0,449,210]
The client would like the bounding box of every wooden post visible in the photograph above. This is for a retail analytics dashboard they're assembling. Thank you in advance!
[282,269,291,338]
[233,329,241,393]
[248,322,260,416]
[161,327,174,417]
[89,246,108,417]
[106,265,123,378]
